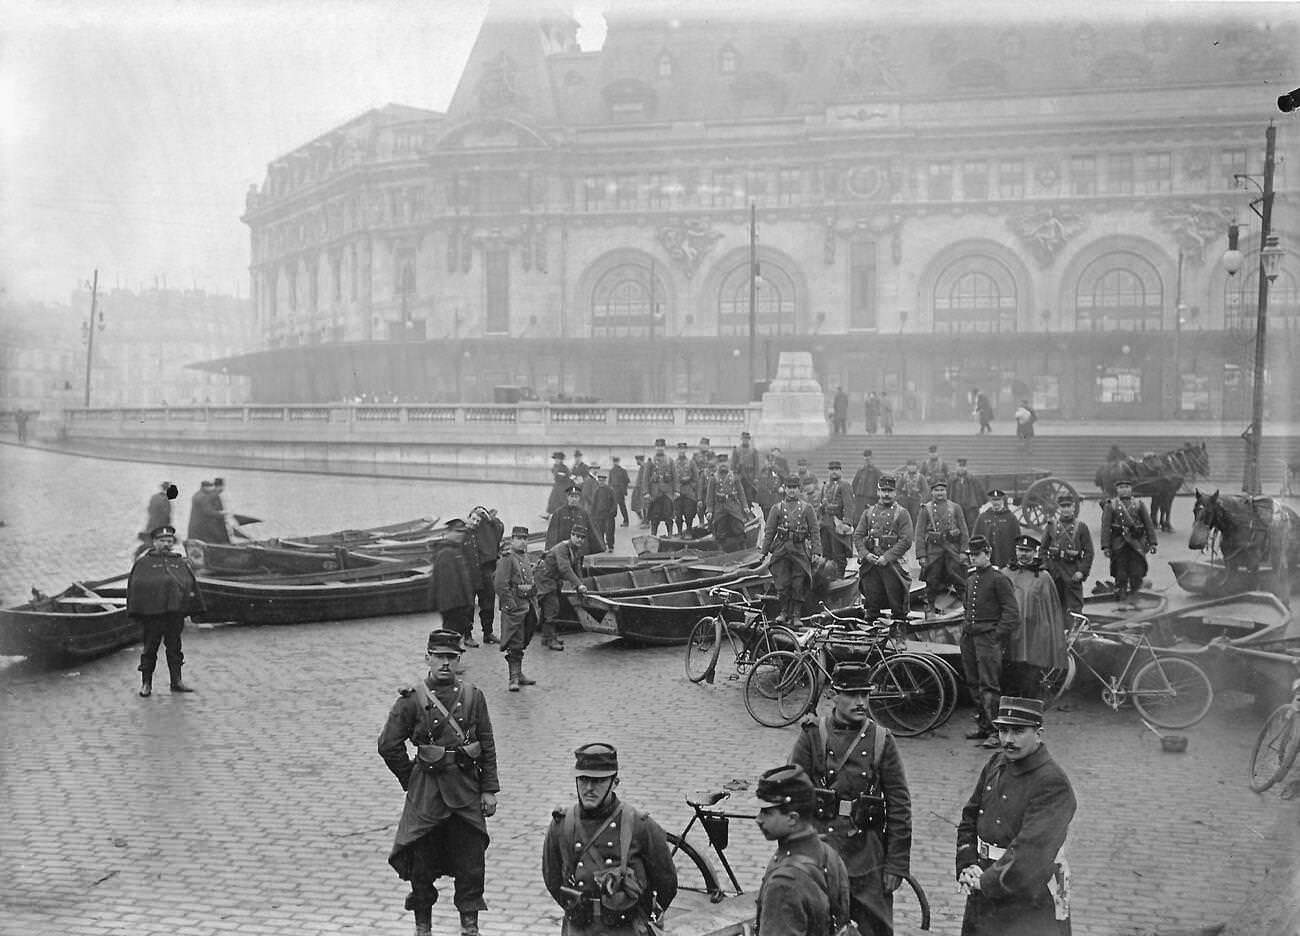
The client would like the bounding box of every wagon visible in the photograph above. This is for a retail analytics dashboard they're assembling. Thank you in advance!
[972,469,1078,531]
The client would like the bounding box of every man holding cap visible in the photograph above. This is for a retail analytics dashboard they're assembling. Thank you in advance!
[128,524,204,696]
[956,697,1076,936]
[760,475,822,624]
[535,524,590,651]
[971,490,1019,569]
[1100,479,1157,609]
[1040,495,1094,615]
[915,478,970,614]
[854,476,914,625]
[962,536,1020,745]
[543,743,677,935]
[378,630,500,936]
[789,663,912,936]
[493,525,540,691]
[746,764,851,936]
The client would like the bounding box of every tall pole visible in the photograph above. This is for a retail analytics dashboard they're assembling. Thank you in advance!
[748,201,757,398]
[83,268,100,408]
[648,256,657,401]
[1173,248,1183,419]
[1244,123,1276,495]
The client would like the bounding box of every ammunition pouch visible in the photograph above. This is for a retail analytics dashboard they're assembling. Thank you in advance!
[945,529,963,544]
[813,788,839,823]
[416,740,482,773]
[850,792,888,834]
[560,885,595,928]
[925,533,943,544]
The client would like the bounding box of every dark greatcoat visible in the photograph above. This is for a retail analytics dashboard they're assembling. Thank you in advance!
[706,468,751,552]
[429,539,475,612]
[762,498,821,583]
[546,505,604,553]
[851,463,882,521]
[378,676,499,880]
[493,549,538,649]
[546,461,572,514]
[956,745,1076,936]
[145,491,172,536]
[754,830,851,936]
[1005,565,1068,672]
[186,489,229,544]
[641,455,679,527]
[127,550,202,616]
[949,473,988,531]
[972,509,1021,570]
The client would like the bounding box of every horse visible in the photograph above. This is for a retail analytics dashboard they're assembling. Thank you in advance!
[1188,489,1298,605]
[1095,442,1210,533]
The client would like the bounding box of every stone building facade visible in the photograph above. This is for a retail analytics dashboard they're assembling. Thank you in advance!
[233,4,1300,422]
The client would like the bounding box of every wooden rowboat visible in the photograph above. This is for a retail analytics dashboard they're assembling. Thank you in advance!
[1169,559,1264,597]
[565,549,764,599]
[1104,592,1292,647]
[184,540,394,576]
[0,574,134,665]
[271,516,442,547]
[632,517,761,556]
[192,559,433,626]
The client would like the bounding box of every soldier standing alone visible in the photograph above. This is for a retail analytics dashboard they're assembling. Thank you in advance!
[493,525,539,691]
[128,524,203,696]
[961,536,1020,747]
[1040,494,1094,615]
[971,490,1019,569]
[818,460,856,567]
[854,477,914,624]
[915,479,970,613]
[760,476,822,624]
[1100,478,1157,609]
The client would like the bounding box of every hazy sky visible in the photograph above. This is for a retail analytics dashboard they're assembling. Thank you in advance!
[0,0,611,303]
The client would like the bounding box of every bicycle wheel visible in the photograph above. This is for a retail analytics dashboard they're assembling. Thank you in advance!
[907,651,959,728]
[1041,654,1078,708]
[867,655,945,737]
[1130,656,1214,729]
[1248,705,1300,793]
[744,650,817,728]
[665,832,725,902]
[685,616,724,683]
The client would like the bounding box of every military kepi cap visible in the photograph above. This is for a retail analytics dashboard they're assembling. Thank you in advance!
[930,479,947,490]
[1056,493,1076,505]
[830,662,874,692]
[699,437,711,446]
[1115,478,1134,487]
[510,525,530,537]
[570,524,588,537]
[877,475,896,490]
[968,535,991,553]
[716,451,730,462]
[735,765,817,814]
[1014,533,1041,549]
[783,476,801,487]
[151,525,177,538]
[828,460,842,470]
[956,457,968,466]
[862,449,873,458]
[654,437,667,448]
[987,489,1008,499]
[551,451,565,459]
[993,696,1044,728]
[427,629,465,654]
[566,483,581,494]
[574,742,619,777]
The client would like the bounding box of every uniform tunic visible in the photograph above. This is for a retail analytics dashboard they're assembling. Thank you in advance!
[536,540,586,626]
[546,506,605,554]
[916,499,970,601]
[1039,517,1095,615]
[493,549,538,653]
[790,717,912,936]
[962,566,1019,712]
[853,503,914,622]
[1100,496,1156,595]
[948,473,988,532]
[706,469,751,553]
[642,456,679,529]
[541,795,678,936]
[674,456,700,530]
[755,830,851,936]
[956,746,1076,936]
[762,499,821,617]
[971,509,1020,570]
[731,444,761,503]
[818,478,856,563]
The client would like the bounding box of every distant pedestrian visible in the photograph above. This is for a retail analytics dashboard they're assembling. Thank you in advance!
[880,393,895,435]
[493,525,539,691]
[591,473,618,551]
[15,408,30,442]
[1014,400,1036,454]
[466,506,504,645]
[545,451,571,517]
[128,525,203,697]
[633,454,649,527]
[430,518,477,645]
[608,456,631,527]
[378,629,499,936]
[186,479,228,544]
[137,481,178,558]
[973,388,994,435]
[832,386,849,435]
[864,393,880,435]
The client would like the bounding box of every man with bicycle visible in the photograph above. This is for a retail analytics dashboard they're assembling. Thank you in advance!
[789,662,913,936]
[760,476,822,625]
[542,743,677,936]
[956,697,1076,936]
[853,476,914,625]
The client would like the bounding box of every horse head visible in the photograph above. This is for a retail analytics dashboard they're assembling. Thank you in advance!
[1188,489,1220,551]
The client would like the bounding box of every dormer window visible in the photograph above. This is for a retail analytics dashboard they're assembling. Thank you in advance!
[719,44,740,75]
[656,51,674,79]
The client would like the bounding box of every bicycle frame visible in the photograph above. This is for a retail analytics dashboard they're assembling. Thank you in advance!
[1067,615,1157,707]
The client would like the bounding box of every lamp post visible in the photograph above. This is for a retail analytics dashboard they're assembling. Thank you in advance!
[81,268,103,407]
[748,200,758,399]
[1173,248,1184,418]
[1223,123,1283,494]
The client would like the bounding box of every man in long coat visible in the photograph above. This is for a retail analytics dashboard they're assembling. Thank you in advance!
[378,629,499,936]
[956,698,1076,936]
[546,485,604,555]
[705,454,751,554]
[186,479,228,544]
[971,490,1020,569]
[1039,494,1095,615]
[851,449,882,523]
[948,458,987,532]
[128,524,203,696]
[466,506,504,646]
[641,439,678,537]
[1003,535,1068,699]
[493,525,539,691]
[915,480,970,613]
[760,476,821,624]
[730,431,761,504]
[818,460,856,566]
[429,521,477,643]
[1100,479,1157,609]
[545,451,571,516]
[854,477,914,624]
[608,456,631,528]
[673,442,700,535]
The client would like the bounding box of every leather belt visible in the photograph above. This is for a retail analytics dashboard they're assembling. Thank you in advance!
[977,837,1007,861]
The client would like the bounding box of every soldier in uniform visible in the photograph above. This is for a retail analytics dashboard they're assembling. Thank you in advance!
[1040,494,1095,615]
[948,458,987,533]
[1003,534,1068,699]
[692,437,715,524]
[128,524,203,696]
[632,454,649,527]
[542,743,678,936]
[851,449,882,523]
[590,473,618,552]
[466,506,504,646]
[705,453,752,554]
[956,698,1076,936]
[1100,479,1157,609]
[571,449,588,481]
[961,536,1020,747]
[760,476,822,624]
[920,444,950,485]
[916,479,970,613]
[545,451,571,517]
[818,460,856,567]
[546,484,604,554]
[642,438,678,537]
[789,663,912,936]
[731,431,761,504]
[608,456,631,528]
[673,442,700,535]
[535,525,591,652]
[430,519,479,645]
[794,457,818,491]
[493,525,539,691]
[894,460,930,527]
[971,490,1019,569]
[746,765,852,936]
[756,452,783,517]
[770,446,790,480]
[854,477,914,625]
[379,630,499,936]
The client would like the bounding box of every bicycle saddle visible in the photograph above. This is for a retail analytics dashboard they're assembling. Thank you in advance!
[686,790,730,808]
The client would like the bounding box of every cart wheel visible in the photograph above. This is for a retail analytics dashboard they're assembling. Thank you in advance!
[1019,478,1078,530]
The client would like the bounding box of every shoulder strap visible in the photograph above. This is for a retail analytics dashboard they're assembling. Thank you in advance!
[414,680,469,744]
[560,805,625,881]
[617,804,637,872]
[821,715,874,781]
[871,722,886,792]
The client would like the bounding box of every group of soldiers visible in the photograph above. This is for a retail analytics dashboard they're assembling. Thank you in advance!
[379,625,1075,936]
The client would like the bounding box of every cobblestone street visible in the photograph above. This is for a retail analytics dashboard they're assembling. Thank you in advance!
[1,444,1297,936]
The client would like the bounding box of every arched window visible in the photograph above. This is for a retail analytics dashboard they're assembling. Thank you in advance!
[1225,266,1300,331]
[718,259,796,336]
[932,255,1018,332]
[591,264,668,337]
[1075,251,1163,331]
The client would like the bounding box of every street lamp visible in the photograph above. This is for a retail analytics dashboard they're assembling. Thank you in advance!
[81,268,104,407]
[1225,122,1278,494]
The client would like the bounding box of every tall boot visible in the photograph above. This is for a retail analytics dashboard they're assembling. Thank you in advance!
[516,652,536,686]
[507,656,521,692]
[459,910,480,936]
[413,907,432,936]
[169,663,195,693]
[980,691,1002,747]
[138,672,152,698]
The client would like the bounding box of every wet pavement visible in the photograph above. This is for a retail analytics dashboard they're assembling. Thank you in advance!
[1,443,1297,936]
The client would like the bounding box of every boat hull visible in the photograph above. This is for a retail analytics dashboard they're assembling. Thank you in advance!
[192,564,433,626]
[0,575,134,665]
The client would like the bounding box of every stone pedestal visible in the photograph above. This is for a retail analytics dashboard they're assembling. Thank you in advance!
[753,351,830,450]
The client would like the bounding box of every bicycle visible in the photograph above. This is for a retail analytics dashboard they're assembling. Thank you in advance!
[684,586,799,685]
[666,785,932,929]
[743,613,951,735]
[1041,612,1214,729]
[1249,676,1300,793]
